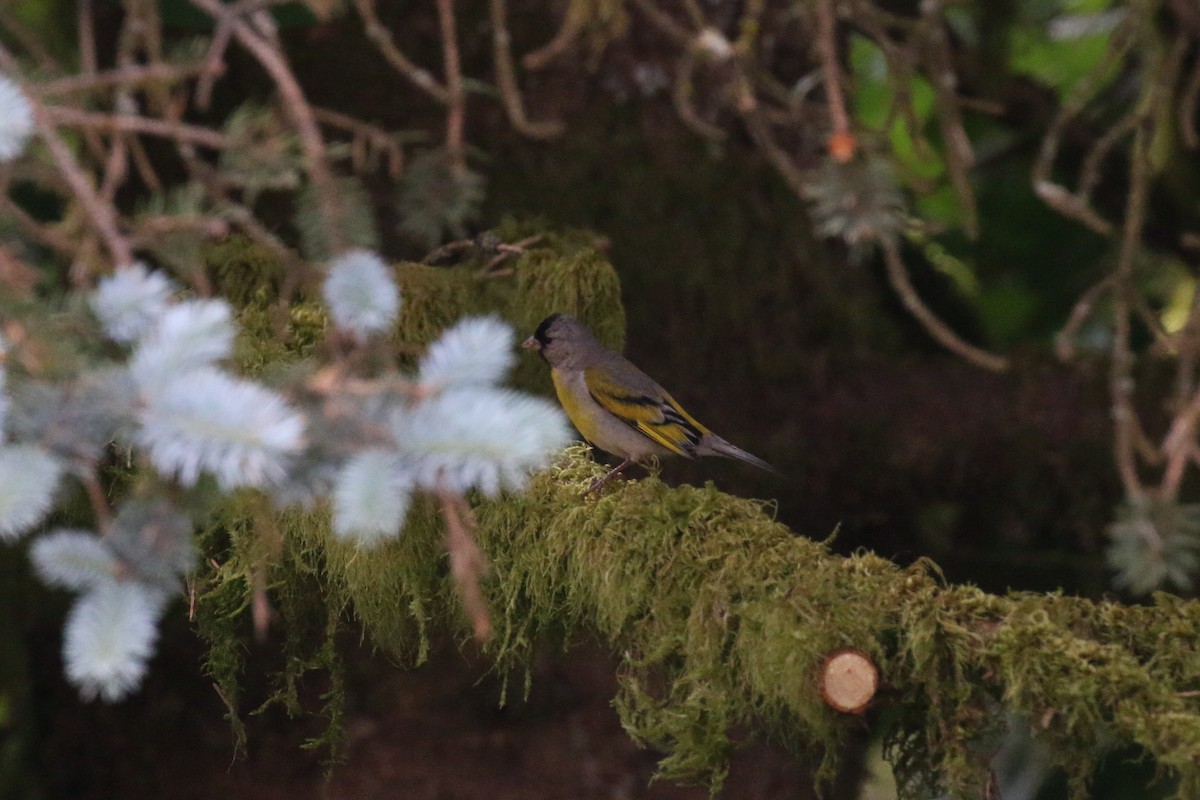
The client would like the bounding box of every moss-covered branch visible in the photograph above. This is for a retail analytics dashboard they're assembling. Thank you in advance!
[193,229,1200,798]
[243,448,1199,797]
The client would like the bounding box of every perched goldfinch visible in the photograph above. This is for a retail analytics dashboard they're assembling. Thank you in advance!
[522,313,776,492]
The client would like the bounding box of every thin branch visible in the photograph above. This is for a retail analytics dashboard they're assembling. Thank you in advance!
[98,130,129,203]
[82,471,114,532]
[1055,275,1116,361]
[1132,290,1172,351]
[313,106,405,179]
[627,0,694,46]
[0,6,62,71]
[740,103,809,197]
[45,106,231,149]
[435,0,467,175]
[39,62,209,97]
[880,236,1009,372]
[440,489,492,642]
[734,0,766,53]
[922,20,977,237]
[488,0,564,140]
[127,135,165,192]
[191,0,348,254]
[523,0,586,71]
[1032,17,1137,199]
[1078,110,1139,199]
[194,7,234,111]
[78,0,97,76]
[353,0,449,104]
[1180,49,1200,150]
[1032,181,1114,237]
[815,0,854,162]
[0,193,80,257]
[0,49,134,269]
[671,49,727,141]
[1173,277,1200,411]
[0,242,42,297]
[129,214,229,249]
[1111,122,1153,499]
[1161,386,1200,500]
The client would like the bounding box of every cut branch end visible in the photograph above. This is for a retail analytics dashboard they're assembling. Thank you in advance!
[818,648,879,714]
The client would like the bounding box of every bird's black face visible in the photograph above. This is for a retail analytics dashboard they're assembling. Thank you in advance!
[521,313,562,360]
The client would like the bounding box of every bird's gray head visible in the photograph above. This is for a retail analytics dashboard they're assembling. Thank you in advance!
[521,313,598,368]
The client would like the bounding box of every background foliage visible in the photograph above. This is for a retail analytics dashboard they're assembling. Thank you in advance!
[4,0,1200,798]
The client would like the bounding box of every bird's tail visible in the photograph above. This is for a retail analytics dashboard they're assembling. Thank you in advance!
[696,434,780,475]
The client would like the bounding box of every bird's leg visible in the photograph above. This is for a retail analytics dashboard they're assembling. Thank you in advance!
[584,457,636,496]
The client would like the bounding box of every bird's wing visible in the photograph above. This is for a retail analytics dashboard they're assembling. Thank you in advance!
[583,365,709,458]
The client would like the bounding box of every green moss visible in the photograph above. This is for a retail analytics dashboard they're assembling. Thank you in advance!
[391,227,624,389]
[196,440,1200,797]
[193,227,1200,797]
[205,236,288,308]
[258,444,1198,796]
[192,222,625,759]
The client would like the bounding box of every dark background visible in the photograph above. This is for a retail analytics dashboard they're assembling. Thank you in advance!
[4,1,1186,798]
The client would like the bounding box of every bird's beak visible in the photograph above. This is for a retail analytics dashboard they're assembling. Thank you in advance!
[521,336,539,350]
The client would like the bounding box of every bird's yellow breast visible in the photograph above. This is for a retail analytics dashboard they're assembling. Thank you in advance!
[550,366,675,460]
[551,368,606,445]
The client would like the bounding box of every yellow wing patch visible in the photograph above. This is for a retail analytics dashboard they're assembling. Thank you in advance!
[583,367,709,457]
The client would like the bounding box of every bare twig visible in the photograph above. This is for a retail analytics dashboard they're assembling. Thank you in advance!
[354,0,449,104]
[45,106,231,149]
[1078,111,1139,198]
[1180,50,1200,150]
[628,0,693,46]
[252,564,271,641]
[1161,386,1200,500]
[734,0,766,53]
[740,104,809,197]
[815,0,854,162]
[1032,16,1137,204]
[1032,181,1114,237]
[129,214,229,249]
[440,489,492,642]
[0,45,134,269]
[921,19,977,236]
[191,0,348,253]
[98,130,129,203]
[671,49,727,141]
[488,0,564,140]
[0,193,80,257]
[435,0,467,175]
[78,0,97,76]
[0,243,42,297]
[0,5,62,71]
[82,471,114,532]
[479,233,544,276]
[127,135,165,192]
[1055,275,1116,361]
[880,236,1009,372]
[1173,278,1200,412]
[194,7,234,110]
[313,106,405,179]
[523,0,586,71]
[1110,122,1153,499]
[40,62,209,97]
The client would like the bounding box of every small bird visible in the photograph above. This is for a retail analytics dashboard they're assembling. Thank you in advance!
[522,313,776,493]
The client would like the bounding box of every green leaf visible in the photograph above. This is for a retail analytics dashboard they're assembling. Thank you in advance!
[1010,2,1124,98]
